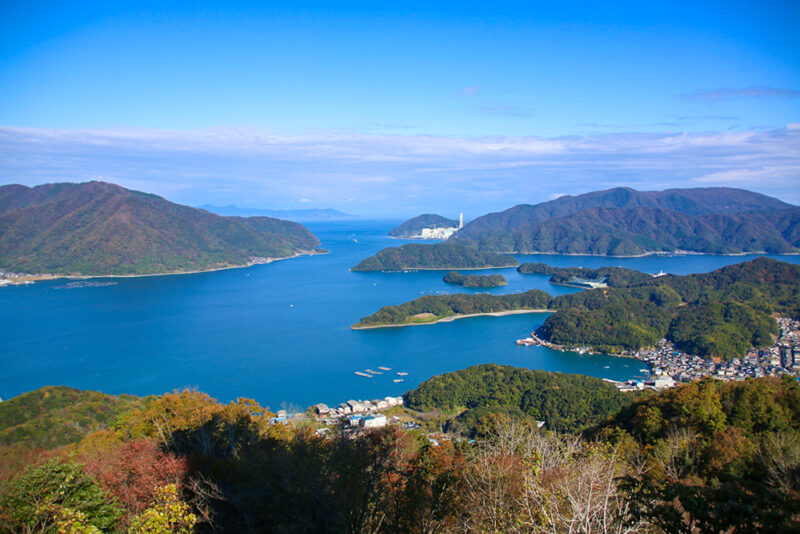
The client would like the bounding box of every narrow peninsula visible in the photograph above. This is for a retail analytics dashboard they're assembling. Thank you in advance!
[352,289,552,328]
[351,243,518,272]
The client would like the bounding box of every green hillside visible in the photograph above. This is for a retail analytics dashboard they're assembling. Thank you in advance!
[449,187,800,255]
[0,181,323,275]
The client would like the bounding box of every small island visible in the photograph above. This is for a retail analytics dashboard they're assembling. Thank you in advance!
[351,243,519,272]
[443,271,506,288]
[388,213,462,239]
[352,289,553,328]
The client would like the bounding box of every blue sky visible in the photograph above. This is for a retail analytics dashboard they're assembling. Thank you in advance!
[1,1,798,216]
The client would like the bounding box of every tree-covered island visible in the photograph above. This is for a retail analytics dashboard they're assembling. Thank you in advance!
[356,257,800,362]
[351,243,519,271]
[443,271,506,287]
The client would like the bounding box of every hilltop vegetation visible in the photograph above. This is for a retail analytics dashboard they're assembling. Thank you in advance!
[1,374,798,532]
[0,386,147,451]
[388,214,459,237]
[0,181,322,275]
[351,243,518,271]
[443,271,506,287]
[449,187,800,255]
[405,364,635,434]
[353,289,551,328]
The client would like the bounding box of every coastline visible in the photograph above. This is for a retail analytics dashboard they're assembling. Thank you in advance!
[509,249,799,258]
[0,249,327,284]
[353,264,517,273]
[352,308,551,330]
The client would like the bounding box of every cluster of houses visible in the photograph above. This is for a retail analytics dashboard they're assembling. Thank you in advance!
[620,317,800,390]
[313,396,404,419]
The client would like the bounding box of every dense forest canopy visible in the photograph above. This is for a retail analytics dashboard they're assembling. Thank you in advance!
[404,364,635,434]
[1,373,798,532]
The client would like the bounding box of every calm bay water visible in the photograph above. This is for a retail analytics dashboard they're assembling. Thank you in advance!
[2,220,798,409]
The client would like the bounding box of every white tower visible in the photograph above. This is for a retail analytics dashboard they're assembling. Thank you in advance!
[459,212,464,229]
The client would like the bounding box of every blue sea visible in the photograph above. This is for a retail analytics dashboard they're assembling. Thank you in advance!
[1,220,798,410]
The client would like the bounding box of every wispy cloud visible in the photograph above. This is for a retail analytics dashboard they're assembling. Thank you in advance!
[1,124,798,215]
[686,86,800,101]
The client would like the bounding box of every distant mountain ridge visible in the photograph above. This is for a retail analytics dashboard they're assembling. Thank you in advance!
[449,187,800,255]
[0,181,323,276]
[388,214,459,238]
[199,204,356,221]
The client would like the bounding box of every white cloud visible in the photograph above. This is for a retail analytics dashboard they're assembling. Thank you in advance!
[299,198,312,203]
[1,124,798,216]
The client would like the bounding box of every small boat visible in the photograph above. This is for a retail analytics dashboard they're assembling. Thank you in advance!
[393,379,404,383]
[354,371,372,378]
[378,366,391,371]
[365,369,382,375]
[396,372,408,376]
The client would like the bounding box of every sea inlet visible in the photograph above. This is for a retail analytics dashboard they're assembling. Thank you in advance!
[2,220,798,409]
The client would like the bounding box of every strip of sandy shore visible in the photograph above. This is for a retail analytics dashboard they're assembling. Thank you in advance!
[352,308,551,330]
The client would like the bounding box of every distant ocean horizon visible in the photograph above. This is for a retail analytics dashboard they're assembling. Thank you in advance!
[2,220,798,409]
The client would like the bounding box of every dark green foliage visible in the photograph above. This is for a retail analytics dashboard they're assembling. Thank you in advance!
[443,271,506,287]
[0,181,321,275]
[517,262,652,287]
[0,459,124,532]
[405,364,632,433]
[352,243,518,271]
[602,376,800,532]
[537,257,800,359]
[668,302,777,359]
[388,214,459,237]
[0,386,146,449]
[449,186,799,254]
[353,289,552,327]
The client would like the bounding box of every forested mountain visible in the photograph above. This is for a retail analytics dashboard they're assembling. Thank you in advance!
[351,243,518,271]
[388,214,459,237]
[449,187,800,255]
[0,181,323,275]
